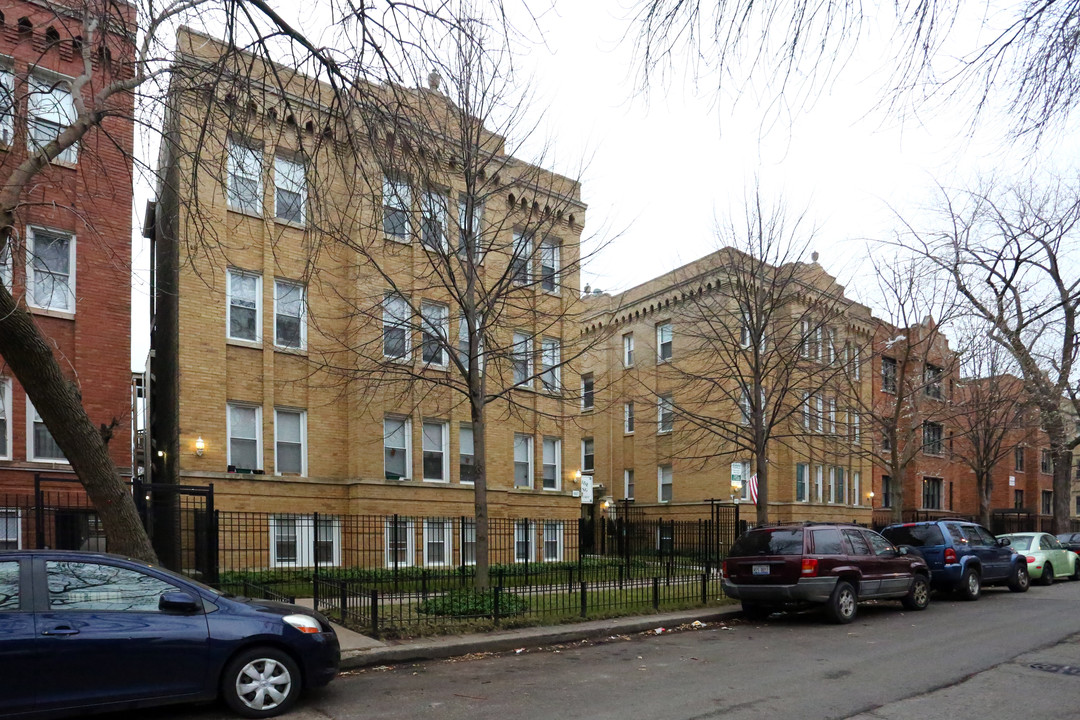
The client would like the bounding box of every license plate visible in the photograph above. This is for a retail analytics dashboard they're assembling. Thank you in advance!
[752,564,770,576]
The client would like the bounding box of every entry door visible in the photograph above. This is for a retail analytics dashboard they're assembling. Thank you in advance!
[0,559,37,714]
[33,559,211,712]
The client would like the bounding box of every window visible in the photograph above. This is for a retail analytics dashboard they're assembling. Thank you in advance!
[384,517,415,567]
[796,463,808,502]
[227,269,260,342]
[28,74,77,164]
[460,520,476,565]
[421,191,448,251]
[624,469,635,501]
[512,331,532,387]
[270,515,340,567]
[882,432,892,452]
[881,357,897,393]
[882,475,892,508]
[423,518,452,567]
[273,280,305,349]
[739,389,751,426]
[924,364,943,399]
[458,314,483,370]
[421,301,449,367]
[814,465,824,503]
[802,392,811,431]
[922,477,943,510]
[422,421,448,482]
[923,422,944,456]
[800,319,811,359]
[1,241,10,290]
[45,561,176,612]
[515,520,535,563]
[581,373,594,409]
[1041,449,1053,474]
[510,231,531,284]
[540,240,559,292]
[827,328,837,364]
[828,398,837,434]
[383,416,411,480]
[27,227,75,313]
[26,399,65,462]
[540,338,560,391]
[0,378,9,460]
[383,294,411,360]
[582,437,594,474]
[226,140,261,213]
[514,433,533,488]
[623,333,634,367]
[1015,489,1024,509]
[850,344,861,380]
[833,466,846,505]
[383,177,411,240]
[274,409,305,475]
[458,194,483,259]
[1042,490,1053,515]
[815,395,825,433]
[852,471,861,506]
[624,401,635,433]
[850,411,860,443]
[658,394,674,434]
[656,322,672,362]
[543,521,564,561]
[542,437,561,490]
[0,510,19,550]
[459,424,476,484]
[0,67,13,144]
[1015,447,1025,472]
[227,403,260,471]
[274,155,305,223]
[658,464,673,503]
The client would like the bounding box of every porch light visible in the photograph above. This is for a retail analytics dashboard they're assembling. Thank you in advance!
[195,437,205,456]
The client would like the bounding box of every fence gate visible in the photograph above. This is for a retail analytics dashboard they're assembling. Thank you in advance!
[132,480,218,584]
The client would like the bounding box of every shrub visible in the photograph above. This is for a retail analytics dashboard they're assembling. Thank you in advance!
[417,589,528,618]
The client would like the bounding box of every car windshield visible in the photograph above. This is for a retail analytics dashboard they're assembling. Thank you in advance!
[1007,536,1033,551]
[881,524,945,547]
[730,529,803,556]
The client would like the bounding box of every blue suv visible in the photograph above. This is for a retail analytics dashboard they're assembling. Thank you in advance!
[880,519,1029,600]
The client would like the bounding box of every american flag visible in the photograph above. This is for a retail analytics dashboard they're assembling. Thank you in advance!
[748,474,759,505]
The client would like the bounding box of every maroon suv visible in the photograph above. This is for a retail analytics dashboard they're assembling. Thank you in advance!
[722,523,931,623]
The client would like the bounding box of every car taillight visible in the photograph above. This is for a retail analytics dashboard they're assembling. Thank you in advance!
[801,558,818,577]
[1026,555,1037,564]
[944,548,957,564]
[723,559,731,577]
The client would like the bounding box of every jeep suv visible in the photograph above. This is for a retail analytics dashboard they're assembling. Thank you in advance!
[880,519,1029,599]
[722,523,931,624]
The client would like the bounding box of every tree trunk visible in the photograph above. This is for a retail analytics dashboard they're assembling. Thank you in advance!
[755,439,768,527]
[977,470,992,527]
[0,286,156,562]
[470,392,489,590]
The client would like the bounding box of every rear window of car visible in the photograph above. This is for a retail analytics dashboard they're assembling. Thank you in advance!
[1008,536,1032,551]
[730,529,804,556]
[881,524,945,547]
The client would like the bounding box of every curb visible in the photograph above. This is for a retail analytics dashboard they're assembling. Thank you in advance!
[339,606,743,669]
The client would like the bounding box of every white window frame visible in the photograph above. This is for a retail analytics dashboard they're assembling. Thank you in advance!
[273,155,306,224]
[624,401,635,434]
[814,465,824,503]
[0,378,10,460]
[28,72,78,164]
[828,467,837,504]
[851,411,861,444]
[835,466,846,505]
[802,392,811,431]
[273,279,306,349]
[423,518,453,567]
[421,191,449,252]
[226,269,261,343]
[581,373,594,410]
[0,240,10,290]
[656,322,673,362]
[382,176,411,241]
[623,332,634,367]
[514,520,536,563]
[512,331,533,387]
[420,301,449,368]
[796,463,809,503]
[0,66,13,145]
[852,471,862,507]
[657,394,674,434]
[800,319,811,359]
[739,388,751,426]
[539,240,560,293]
[422,420,449,483]
[815,395,825,433]
[26,226,76,314]
[459,423,476,485]
[226,402,262,471]
[27,398,67,463]
[273,408,307,476]
[383,293,412,361]
[514,433,534,489]
[511,231,531,284]
[460,519,477,566]
[543,521,564,562]
[269,514,341,568]
[383,416,412,480]
[828,398,837,434]
[0,508,21,550]
[582,437,595,475]
[226,140,262,214]
[458,313,484,372]
[540,338,561,392]
[384,517,416,567]
[542,436,561,490]
[457,194,484,261]
[658,464,673,503]
[624,469,635,501]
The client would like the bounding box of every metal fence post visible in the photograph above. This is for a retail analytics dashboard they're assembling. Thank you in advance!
[652,576,659,610]
[580,581,587,618]
[493,585,502,625]
[701,572,707,605]
[340,580,348,624]
[370,588,379,639]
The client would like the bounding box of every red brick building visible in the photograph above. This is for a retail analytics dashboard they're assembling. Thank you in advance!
[0,1,134,539]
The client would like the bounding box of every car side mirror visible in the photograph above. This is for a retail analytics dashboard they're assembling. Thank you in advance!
[996,537,1011,547]
[897,546,909,556]
[159,591,201,613]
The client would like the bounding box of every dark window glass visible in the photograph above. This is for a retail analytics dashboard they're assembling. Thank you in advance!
[1009,535,1032,551]
[46,561,176,612]
[810,528,844,555]
[843,529,871,555]
[866,532,895,556]
[729,529,804,556]
[0,561,18,610]
[881,524,945,547]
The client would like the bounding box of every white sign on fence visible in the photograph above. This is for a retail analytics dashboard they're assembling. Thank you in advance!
[580,475,594,504]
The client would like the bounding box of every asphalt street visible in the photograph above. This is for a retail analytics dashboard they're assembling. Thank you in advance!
[104,581,1080,720]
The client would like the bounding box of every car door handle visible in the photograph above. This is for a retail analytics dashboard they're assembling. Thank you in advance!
[41,626,79,636]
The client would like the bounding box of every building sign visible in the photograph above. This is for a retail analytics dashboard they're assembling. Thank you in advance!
[1009,475,1016,487]
[580,475,594,504]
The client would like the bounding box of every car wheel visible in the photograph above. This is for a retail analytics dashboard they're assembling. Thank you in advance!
[1070,560,1079,581]
[826,581,858,624]
[902,574,930,611]
[1008,563,1030,593]
[741,602,772,621]
[958,568,981,601]
[1040,563,1055,586]
[221,647,302,719]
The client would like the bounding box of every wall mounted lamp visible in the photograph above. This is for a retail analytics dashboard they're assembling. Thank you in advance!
[195,437,205,456]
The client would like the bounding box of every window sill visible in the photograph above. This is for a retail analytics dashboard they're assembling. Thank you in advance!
[273,345,308,356]
[581,406,594,413]
[423,478,450,484]
[514,384,535,393]
[384,234,411,245]
[383,354,413,364]
[273,217,306,230]
[28,306,75,321]
[657,430,673,436]
[30,458,70,466]
[227,337,262,350]
[227,207,265,221]
[624,431,634,436]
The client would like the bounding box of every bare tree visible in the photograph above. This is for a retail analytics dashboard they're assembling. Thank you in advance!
[905,178,1080,533]
[646,192,864,526]
[629,0,1080,139]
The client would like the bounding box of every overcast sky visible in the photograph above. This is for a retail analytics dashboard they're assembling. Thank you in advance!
[129,0,1080,369]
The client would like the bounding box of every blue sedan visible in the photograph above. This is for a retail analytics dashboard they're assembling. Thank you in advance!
[0,550,339,718]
